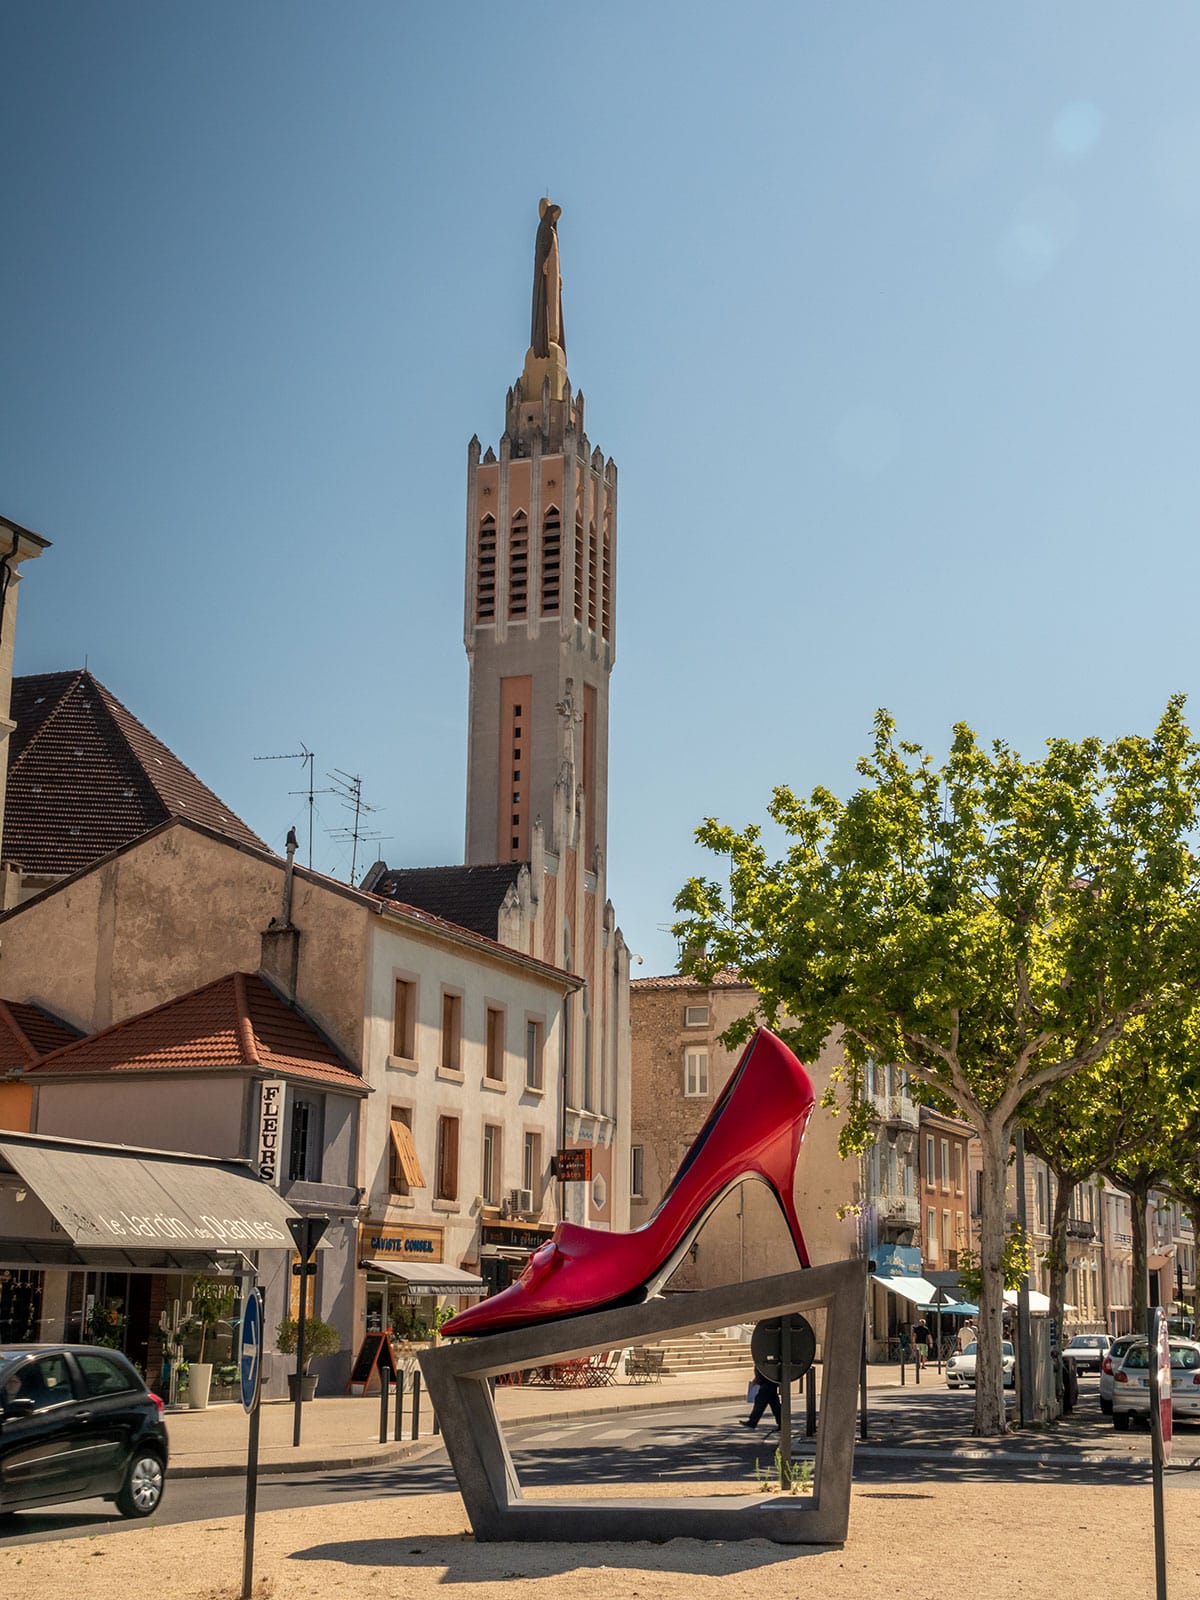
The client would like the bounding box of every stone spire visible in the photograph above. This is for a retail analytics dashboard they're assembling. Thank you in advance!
[521,198,569,403]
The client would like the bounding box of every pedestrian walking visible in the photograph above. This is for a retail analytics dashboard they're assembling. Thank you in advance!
[913,1318,932,1368]
[740,1366,781,1430]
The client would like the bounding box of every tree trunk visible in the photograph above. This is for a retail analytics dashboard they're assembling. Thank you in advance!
[974,1117,1013,1436]
[1129,1182,1151,1330]
[1047,1173,1075,1410]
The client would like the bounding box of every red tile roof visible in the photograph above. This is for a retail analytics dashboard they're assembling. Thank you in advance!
[5,670,266,877]
[28,972,365,1091]
[0,1001,81,1071]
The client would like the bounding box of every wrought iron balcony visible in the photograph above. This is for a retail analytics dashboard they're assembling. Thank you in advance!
[1065,1219,1096,1241]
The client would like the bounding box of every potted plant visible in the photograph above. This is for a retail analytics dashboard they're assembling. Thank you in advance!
[276,1315,341,1401]
[186,1277,237,1410]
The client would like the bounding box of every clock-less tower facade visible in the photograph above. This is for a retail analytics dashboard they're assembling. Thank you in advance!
[462,200,628,1228]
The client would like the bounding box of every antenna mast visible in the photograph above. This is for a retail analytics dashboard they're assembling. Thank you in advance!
[252,743,316,868]
[324,769,390,886]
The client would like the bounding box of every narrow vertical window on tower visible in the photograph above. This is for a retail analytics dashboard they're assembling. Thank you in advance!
[541,505,561,614]
[601,504,612,641]
[574,512,585,622]
[508,511,529,619]
[588,522,598,631]
[476,514,497,622]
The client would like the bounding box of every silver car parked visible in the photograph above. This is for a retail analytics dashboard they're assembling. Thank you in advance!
[1098,1334,1143,1415]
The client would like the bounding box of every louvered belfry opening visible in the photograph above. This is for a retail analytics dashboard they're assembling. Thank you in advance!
[508,511,529,619]
[541,505,561,615]
[476,514,497,622]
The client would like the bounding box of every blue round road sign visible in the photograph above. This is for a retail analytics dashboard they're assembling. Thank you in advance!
[240,1290,263,1413]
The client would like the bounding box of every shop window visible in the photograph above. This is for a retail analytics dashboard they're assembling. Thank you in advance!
[288,1094,323,1182]
[485,1007,504,1082]
[436,1116,460,1201]
[482,1123,502,1206]
[525,1017,544,1090]
[389,1107,425,1196]
[441,991,462,1072]
[393,978,417,1060]
[683,1048,709,1098]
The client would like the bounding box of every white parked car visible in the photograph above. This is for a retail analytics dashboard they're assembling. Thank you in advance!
[945,1339,1015,1389]
[1063,1334,1112,1374]
[1099,1334,1144,1415]
[1111,1338,1200,1430]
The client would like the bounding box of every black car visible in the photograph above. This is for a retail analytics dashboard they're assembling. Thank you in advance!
[0,1344,168,1519]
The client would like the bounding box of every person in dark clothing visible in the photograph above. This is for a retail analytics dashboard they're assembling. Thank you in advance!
[740,1367,781,1430]
[913,1319,932,1367]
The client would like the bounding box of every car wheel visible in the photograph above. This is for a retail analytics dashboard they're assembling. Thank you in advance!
[1112,1411,1132,1432]
[1100,1396,1112,1415]
[116,1450,165,1518]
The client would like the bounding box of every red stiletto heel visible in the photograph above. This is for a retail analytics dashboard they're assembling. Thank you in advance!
[441,1029,815,1337]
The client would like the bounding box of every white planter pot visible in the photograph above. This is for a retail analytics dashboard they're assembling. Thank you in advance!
[188,1362,214,1410]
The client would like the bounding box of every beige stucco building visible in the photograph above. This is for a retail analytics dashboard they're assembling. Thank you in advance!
[0,817,580,1388]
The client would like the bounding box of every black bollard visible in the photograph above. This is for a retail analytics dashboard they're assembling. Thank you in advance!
[395,1370,405,1441]
[379,1367,390,1444]
[411,1370,422,1440]
[805,1364,817,1438]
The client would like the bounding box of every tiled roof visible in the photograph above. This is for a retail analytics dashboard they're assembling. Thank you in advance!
[5,670,267,877]
[28,972,365,1091]
[0,1000,81,1071]
[366,862,523,941]
[631,966,748,991]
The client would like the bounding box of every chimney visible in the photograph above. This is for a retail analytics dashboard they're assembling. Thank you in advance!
[260,828,301,999]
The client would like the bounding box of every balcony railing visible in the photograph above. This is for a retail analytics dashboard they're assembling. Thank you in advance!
[881,1194,921,1226]
[1065,1219,1096,1241]
[870,1091,919,1129]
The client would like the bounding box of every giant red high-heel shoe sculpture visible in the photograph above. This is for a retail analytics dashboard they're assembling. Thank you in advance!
[441,1028,815,1337]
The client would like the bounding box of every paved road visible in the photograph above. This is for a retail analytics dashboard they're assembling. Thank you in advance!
[2,1383,1196,1547]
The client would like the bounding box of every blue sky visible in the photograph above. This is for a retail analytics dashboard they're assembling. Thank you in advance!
[4,5,1199,974]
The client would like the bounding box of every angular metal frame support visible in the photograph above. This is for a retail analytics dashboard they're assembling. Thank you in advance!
[419,1258,867,1545]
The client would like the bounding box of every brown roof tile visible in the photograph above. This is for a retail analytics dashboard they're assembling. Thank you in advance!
[0,1001,81,1071]
[5,670,266,876]
[28,972,365,1091]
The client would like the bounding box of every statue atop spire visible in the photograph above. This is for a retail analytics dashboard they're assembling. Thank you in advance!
[531,198,565,359]
[521,199,569,404]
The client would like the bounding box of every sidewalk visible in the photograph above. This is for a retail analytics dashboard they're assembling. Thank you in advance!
[163,1361,1157,1476]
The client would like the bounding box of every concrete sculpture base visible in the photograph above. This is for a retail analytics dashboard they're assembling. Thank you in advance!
[419,1257,867,1545]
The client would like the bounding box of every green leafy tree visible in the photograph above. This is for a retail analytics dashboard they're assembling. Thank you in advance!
[674,701,1200,1435]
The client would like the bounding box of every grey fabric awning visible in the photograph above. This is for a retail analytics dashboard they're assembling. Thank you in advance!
[0,1131,301,1270]
[368,1259,486,1295]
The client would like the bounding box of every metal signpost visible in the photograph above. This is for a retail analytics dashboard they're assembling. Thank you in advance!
[287,1215,330,1448]
[751,1315,816,1490]
[240,1288,264,1600]
[1148,1306,1171,1600]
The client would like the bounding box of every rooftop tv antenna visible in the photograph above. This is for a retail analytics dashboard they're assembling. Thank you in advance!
[253,743,316,868]
[324,769,390,886]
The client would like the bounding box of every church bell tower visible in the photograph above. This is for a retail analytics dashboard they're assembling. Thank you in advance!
[464,200,616,872]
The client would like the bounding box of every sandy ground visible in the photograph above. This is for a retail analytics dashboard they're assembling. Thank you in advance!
[2,1479,1197,1600]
